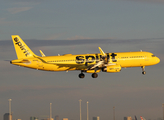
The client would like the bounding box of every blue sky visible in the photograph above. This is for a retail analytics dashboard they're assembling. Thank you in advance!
[1,0,164,40]
[0,0,164,120]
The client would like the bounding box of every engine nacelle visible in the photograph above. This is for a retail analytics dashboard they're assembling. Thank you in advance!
[102,65,121,73]
[85,69,101,73]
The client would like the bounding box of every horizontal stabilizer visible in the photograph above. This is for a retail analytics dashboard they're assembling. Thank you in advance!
[10,59,31,64]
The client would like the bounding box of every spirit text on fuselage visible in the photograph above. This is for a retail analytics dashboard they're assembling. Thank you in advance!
[75,53,117,64]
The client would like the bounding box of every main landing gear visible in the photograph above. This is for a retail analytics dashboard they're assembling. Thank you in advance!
[78,72,98,78]
[79,73,85,78]
[141,66,146,75]
[92,73,98,78]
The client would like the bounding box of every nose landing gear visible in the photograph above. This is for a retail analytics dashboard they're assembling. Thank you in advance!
[141,66,146,75]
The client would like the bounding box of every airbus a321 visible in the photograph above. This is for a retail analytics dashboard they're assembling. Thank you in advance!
[10,35,160,78]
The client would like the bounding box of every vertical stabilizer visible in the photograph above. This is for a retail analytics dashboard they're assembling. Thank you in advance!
[11,35,37,59]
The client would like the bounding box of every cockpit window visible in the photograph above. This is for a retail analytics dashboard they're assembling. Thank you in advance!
[152,55,156,57]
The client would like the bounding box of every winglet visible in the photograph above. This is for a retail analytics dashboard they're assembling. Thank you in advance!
[98,47,106,56]
[39,50,46,57]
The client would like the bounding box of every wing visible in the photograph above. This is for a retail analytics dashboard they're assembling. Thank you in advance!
[87,47,116,70]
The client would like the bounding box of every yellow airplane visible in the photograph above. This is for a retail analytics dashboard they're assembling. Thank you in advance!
[10,35,160,78]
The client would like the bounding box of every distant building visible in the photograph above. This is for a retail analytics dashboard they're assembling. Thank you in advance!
[124,116,132,120]
[41,118,54,120]
[55,115,59,120]
[30,117,38,120]
[4,113,12,120]
[93,116,100,120]
[62,118,68,120]
[127,116,132,120]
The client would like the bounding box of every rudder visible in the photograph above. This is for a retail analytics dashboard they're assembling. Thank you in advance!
[11,35,37,59]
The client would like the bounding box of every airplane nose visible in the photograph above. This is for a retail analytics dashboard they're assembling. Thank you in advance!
[156,57,160,64]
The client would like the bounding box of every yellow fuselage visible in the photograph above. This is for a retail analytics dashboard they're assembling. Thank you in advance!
[11,51,160,72]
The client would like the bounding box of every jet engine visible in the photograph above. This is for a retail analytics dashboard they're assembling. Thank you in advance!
[85,69,101,73]
[102,65,121,73]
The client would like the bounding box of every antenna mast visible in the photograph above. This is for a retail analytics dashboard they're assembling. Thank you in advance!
[79,99,82,120]
[8,99,12,120]
[87,101,89,120]
[50,103,52,120]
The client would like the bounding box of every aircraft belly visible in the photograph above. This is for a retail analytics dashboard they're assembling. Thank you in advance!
[42,63,76,71]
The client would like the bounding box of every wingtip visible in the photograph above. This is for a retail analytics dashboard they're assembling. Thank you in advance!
[11,35,19,37]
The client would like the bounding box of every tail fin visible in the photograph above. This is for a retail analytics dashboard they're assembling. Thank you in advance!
[11,35,37,59]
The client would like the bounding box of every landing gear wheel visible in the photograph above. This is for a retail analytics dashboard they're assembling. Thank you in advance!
[79,73,85,78]
[141,66,146,75]
[142,71,146,75]
[92,73,98,78]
